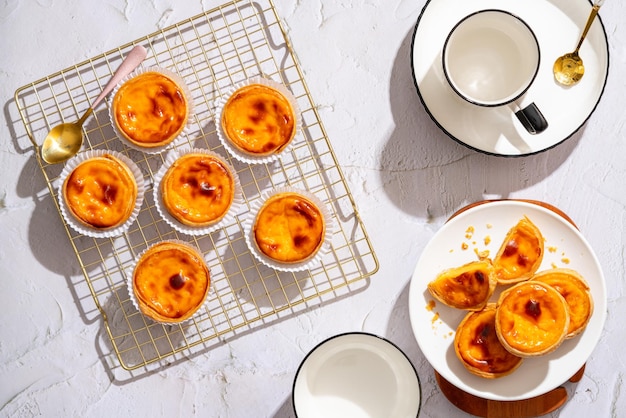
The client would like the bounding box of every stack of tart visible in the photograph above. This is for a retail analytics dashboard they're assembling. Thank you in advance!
[427,217,593,378]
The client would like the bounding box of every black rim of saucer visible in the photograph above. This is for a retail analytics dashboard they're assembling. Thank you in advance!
[291,331,422,418]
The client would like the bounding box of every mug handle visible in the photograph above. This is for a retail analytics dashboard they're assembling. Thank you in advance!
[515,103,548,134]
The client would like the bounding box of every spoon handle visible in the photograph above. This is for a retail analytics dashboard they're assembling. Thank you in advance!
[575,2,603,52]
[91,45,148,108]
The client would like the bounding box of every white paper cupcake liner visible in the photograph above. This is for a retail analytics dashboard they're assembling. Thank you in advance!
[214,76,302,164]
[244,186,335,272]
[57,149,145,238]
[109,66,195,154]
[127,239,212,325]
[153,148,244,236]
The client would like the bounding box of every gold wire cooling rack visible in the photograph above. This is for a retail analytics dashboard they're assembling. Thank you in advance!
[14,0,378,372]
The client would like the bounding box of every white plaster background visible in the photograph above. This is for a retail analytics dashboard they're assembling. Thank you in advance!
[1,0,625,416]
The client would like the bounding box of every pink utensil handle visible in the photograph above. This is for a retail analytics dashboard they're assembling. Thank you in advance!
[92,45,148,108]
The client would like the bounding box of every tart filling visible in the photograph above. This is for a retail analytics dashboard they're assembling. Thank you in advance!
[63,154,137,229]
[455,304,523,378]
[113,71,188,148]
[161,153,235,227]
[493,216,544,284]
[495,281,570,357]
[532,268,593,338]
[132,242,210,323]
[253,192,325,263]
[427,260,497,311]
[221,83,296,156]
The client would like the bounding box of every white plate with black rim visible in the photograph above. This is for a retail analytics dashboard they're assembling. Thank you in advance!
[408,200,607,401]
[410,0,609,156]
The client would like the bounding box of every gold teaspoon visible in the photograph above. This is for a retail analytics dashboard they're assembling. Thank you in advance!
[41,45,148,164]
[553,0,604,86]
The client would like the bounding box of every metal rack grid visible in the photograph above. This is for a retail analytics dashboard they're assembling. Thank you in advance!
[14,0,378,372]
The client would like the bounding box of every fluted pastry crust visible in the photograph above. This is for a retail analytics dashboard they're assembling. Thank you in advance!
[132,242,210,323]
[493,216,544,284]
[221,84,296,156]
[427,260,497,311]
[253,193,325,263]
[495,281,569,357]
[161,153,235,227]
[113,71,188,148]
[62,154,137,229]
[455,304,523,378]
[532,268,593,338]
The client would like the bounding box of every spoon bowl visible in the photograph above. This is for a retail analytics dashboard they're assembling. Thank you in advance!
[40,45,148,164]
[553,0,603,86]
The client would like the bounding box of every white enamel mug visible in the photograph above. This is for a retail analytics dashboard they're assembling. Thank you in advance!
[442,9,548,134]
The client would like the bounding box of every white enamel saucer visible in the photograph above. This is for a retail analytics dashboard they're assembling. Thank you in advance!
[292,333,421,418]
[411,0,609,156]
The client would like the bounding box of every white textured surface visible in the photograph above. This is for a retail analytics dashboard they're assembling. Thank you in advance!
[1,0,625,417]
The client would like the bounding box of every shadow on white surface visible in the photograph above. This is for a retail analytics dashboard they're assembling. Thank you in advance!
[382,27,583,220]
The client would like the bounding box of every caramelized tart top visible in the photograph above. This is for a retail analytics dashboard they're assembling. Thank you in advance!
[427,260,497,311]
[493,216,544,284]
[253,192,325,263]
[495,281,569,357]
[532,268,593,338]
[454,304,523,378]
[161,153,235,227]
[113,71,188,148]
[63,154,137,229]
[221,83,296,156]
[132,242,210,323]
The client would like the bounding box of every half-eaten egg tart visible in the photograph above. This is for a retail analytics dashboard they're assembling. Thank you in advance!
[427,259,497,311]
[493,216,544,284]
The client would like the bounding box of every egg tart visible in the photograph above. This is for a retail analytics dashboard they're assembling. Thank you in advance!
[493,216,544,284]
[532,269,593,338]
[253,192,325,264]
[220,82,296,156]
[160,153,235,227]
[62,153,137,230]
[112,70,188,149]
[132,241,210,323]
[495,281,569,357]
[427,260,497,311]
[455,304,523,378]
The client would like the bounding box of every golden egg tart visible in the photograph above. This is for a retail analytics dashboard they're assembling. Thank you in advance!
[427,260,497,311]
[455,304,523,378]
[160,153,235,227]
[62,153,137,230]
[493,217,544,284]
[132,241,210,323]
[220,82,296,156]
[112,70,188,148]
[253,192,325,264]
[532,269,593,338]
[495,281,569,357]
